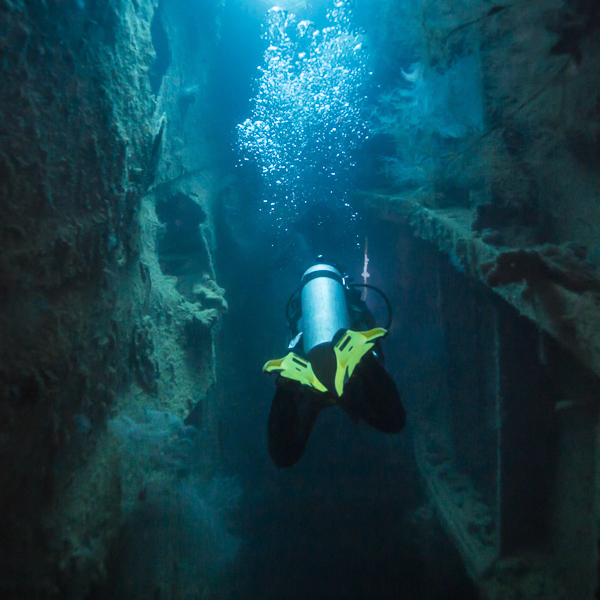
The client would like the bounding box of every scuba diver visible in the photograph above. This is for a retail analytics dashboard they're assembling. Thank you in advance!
[263,260,406,467]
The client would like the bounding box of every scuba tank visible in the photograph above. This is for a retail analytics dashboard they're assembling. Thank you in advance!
[300,264,350,392]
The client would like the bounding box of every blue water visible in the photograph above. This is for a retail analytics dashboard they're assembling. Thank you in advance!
[209,2,479,599]
[237,3,369,223]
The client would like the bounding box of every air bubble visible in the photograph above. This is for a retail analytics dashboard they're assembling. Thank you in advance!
[237,0,370,232]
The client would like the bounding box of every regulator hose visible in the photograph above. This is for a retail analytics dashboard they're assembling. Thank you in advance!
[349,283,393,331]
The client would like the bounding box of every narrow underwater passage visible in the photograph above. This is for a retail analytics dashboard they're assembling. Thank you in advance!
[206,5,452,587]
[2,0,600,597]
[211,222,479,600]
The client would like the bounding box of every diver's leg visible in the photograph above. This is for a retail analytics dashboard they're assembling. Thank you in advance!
[341,352,406,433]
[267,379,328,468]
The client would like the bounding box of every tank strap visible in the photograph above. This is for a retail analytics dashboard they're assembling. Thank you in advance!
[333,328,387,397]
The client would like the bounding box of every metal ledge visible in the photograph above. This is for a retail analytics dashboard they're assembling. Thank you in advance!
[358,191,600,380]
[415,435,498,579]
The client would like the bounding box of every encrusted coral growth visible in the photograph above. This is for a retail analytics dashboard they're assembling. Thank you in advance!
[480,244,600,293]
[152,0,224,184]
[0,0,231,596]
[131,317,160,395]
[109,409,204,482]
[372,0,600,252]
[0,0,160,596]
[102,410,242,599]
[193,274,228,315]
[374,54,485,197]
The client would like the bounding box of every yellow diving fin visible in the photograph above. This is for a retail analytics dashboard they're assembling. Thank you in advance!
[263,352,328,393]
[333,328,387,396]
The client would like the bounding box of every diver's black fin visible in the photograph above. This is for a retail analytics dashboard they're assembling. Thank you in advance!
[267,379,329,468]
[340,351,406,433]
